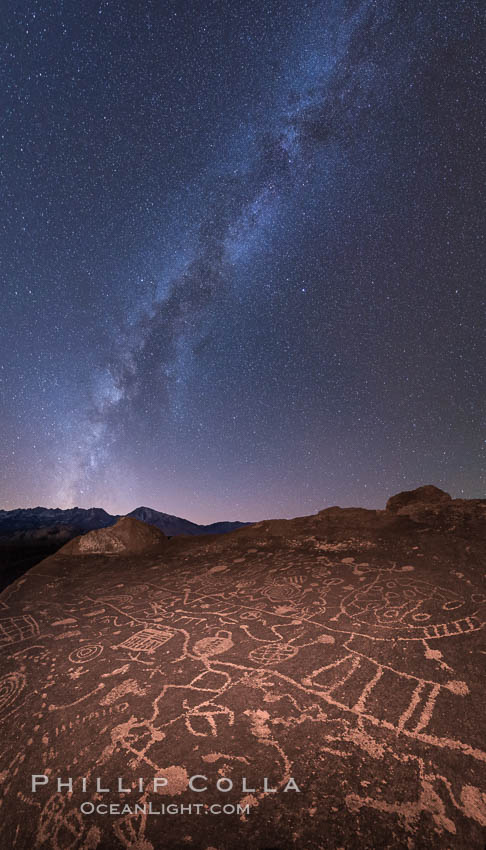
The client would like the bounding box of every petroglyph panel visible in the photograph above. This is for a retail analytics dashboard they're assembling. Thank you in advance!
[0,517,484,850]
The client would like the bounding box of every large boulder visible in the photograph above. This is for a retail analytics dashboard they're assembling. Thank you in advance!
[386,485,452,514]
[384,486,486,539]
[59,516,167,555]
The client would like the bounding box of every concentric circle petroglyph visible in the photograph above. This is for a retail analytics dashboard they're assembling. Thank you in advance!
[68,643,104,664]
[261,582,303,602]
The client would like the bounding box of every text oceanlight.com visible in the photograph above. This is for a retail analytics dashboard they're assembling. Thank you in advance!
[80,802,251,816]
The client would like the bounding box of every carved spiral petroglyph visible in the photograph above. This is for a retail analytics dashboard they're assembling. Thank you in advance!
[0,671,26,716]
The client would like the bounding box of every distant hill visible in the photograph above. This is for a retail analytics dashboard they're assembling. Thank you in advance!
[0,505,252,589]
[125,506,249,537]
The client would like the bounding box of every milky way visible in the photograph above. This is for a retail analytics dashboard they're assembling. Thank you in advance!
[1,0,485,521]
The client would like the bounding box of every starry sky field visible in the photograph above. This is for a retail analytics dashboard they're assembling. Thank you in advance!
[1,0,485,522]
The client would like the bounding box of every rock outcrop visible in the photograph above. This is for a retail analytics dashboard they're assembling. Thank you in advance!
[386,485,452,513]
[382,485,486,540]
[59,516,167,555]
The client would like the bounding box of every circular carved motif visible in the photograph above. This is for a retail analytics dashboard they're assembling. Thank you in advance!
[0,672,26,716]
[68,644,104,664]
[261,583,302,602]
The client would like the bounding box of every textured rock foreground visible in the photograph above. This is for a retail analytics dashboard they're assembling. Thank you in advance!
[0,487,485,849]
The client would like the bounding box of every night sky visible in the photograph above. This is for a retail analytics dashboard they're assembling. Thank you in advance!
[1,0,485,523]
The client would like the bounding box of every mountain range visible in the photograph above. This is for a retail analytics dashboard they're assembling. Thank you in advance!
[0,505,250,538]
